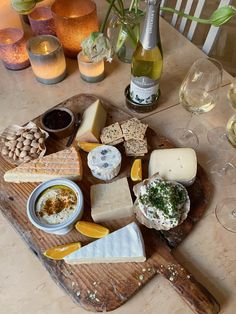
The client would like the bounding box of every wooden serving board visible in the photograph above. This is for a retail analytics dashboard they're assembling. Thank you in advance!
[0,94,219,314]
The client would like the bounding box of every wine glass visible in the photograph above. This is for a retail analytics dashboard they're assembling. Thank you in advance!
[216,197,236,233]
[175,57,223,149]
[207,79,236,180]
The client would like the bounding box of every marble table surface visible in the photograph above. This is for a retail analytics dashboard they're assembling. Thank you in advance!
[0,1,235,314]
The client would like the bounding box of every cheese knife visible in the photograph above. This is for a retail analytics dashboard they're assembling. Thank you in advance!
[66,113,82,147]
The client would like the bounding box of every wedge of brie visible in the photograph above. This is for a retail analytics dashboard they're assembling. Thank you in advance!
[64,222,146,264]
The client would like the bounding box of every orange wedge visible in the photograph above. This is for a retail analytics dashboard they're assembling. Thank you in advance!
[78,142,103,153]
[131,159,142,181]
[75,221,109,238]
[43,242,81,260]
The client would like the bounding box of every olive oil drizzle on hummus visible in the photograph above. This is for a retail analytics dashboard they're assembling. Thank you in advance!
[36,185,77,222]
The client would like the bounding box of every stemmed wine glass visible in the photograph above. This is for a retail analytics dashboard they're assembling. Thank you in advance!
[213,79,236,233]
[216,197,236,233]
[207,78,236,181]
[175,57,223,149]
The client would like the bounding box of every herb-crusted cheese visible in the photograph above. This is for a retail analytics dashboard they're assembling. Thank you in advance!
[134,174,190,230]
[87,145,121,180]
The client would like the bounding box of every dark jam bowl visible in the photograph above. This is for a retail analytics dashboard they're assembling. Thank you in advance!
[40,107,75,139]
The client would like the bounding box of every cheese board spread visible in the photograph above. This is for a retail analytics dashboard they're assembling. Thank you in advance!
[0,94,219,314]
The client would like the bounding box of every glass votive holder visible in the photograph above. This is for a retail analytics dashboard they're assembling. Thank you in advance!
[51,0,99,58]
[26,35,66,85]
[29,7,56,36]
[77,52,105,83]
[0,28,30,70]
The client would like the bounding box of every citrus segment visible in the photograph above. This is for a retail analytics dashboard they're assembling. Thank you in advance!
[43,242,81,260]
[78,142,103,153]
[131,159,142,181]
[75,221,109,238]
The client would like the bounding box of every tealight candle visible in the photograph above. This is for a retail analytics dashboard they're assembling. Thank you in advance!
[0,28,30,70]
[26,35,66,84]
[77,52,105,83]
[29,7,56,36]
[51,0,99,58]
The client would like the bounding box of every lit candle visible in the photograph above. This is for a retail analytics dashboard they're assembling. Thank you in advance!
[0,28,30,70]
[51,0,99,58]
[29,7,56,36]
[26,35,66,84]
[77,52,105,83]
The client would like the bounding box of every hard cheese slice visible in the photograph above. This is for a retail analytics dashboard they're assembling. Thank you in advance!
[64,222,146,264]
[75,99,107,143]
[91,177,133,222]
[148,148,197,186]
[4,146,82,183]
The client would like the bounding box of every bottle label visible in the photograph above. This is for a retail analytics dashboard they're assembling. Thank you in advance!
[130,76,159,104]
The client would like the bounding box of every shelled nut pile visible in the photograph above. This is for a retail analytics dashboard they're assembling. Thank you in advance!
[1,127,46,163]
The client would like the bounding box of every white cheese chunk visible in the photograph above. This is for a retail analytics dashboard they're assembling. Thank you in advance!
[75,99,107,143]
[148,148,197,186]
[88,145,121,180]
[64,222,146,264]
[91,177,133,222]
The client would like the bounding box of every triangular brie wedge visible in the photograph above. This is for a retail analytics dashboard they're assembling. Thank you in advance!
[64,222,146,264]
[4,146,83,183]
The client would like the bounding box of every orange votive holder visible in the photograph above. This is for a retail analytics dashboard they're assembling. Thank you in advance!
[51,0,99,58]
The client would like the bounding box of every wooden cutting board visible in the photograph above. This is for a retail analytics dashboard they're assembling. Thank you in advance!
[0,94,219,314]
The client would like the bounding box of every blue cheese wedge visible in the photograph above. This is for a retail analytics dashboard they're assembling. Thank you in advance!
[87,145,122,180]
[64,222,146,264]
[148,148,197,186]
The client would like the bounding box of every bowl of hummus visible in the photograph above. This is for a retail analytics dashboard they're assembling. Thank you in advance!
[27,179,84,235]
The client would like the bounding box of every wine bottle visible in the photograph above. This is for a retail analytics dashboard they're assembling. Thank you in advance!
[129,0,163,111]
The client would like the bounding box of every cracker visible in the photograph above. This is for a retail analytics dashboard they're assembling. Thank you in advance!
[121,118,148,141]
[124,138,148,156]
[107,138,124,146]
[100,122,123,144]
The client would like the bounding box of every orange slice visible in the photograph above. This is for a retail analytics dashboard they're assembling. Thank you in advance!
[75,221,109,238]
[78,142,103,153]
[131,159,142,181]
[43,242,81,260]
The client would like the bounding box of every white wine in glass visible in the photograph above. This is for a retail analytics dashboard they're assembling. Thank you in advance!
[175,57,223,148]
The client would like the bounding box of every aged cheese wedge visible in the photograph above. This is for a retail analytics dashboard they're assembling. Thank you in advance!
[64,222,146,264]
[148,148,197,186]
[4,146,82,183]
[91,177,133,222]
[75,99,107,143]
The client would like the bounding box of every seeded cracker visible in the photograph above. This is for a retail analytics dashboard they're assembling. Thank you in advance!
[100,122,123,144]
[121,118,148,141]
[124,138,148,156]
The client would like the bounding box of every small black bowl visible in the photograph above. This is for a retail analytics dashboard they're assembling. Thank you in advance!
[40,107,75,139]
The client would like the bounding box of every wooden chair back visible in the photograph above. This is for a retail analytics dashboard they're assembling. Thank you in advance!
[160,0,232,55]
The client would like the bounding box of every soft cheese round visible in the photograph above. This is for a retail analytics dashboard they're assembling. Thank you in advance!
[87,145,122,180]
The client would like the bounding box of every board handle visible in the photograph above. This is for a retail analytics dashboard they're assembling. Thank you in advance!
[155,254,220,314]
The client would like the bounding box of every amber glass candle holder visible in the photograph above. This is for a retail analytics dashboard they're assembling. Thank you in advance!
[77,52,105,83]
[29,7,56,36]
[0,28,30,70]
[51,0,99,58]
[26,35,66,84]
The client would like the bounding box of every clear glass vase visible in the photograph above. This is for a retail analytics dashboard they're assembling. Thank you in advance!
[107,9,144,63]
